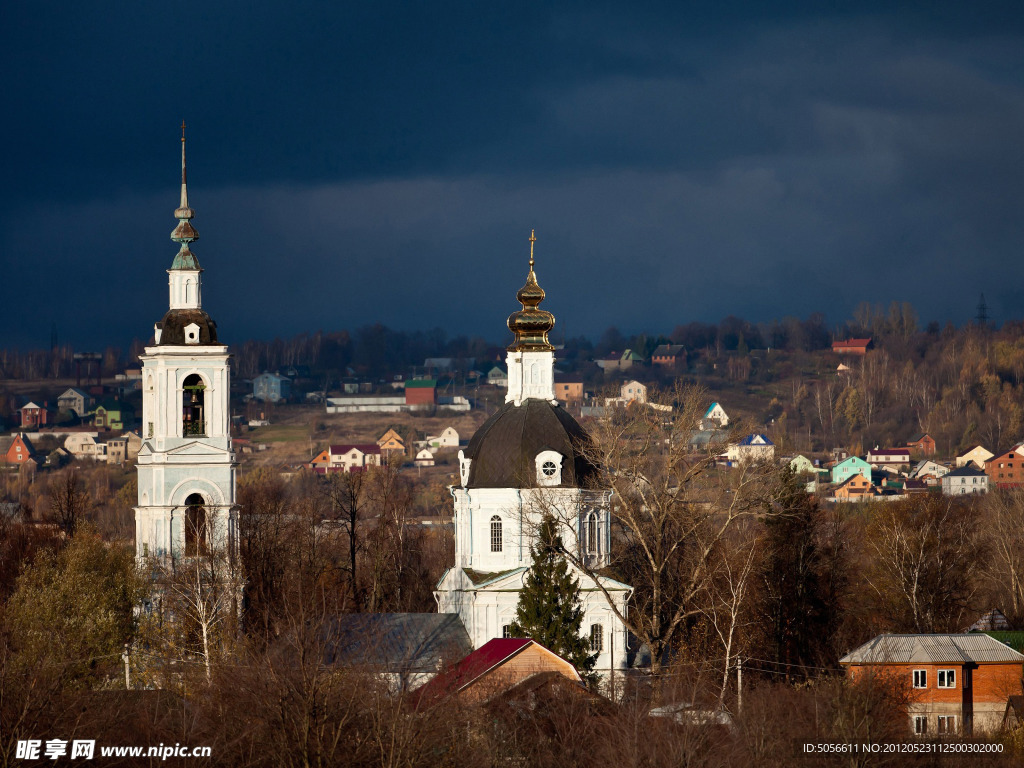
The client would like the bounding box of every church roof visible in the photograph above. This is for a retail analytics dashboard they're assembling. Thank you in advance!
[463,399,598,488]
[156,308,219,346]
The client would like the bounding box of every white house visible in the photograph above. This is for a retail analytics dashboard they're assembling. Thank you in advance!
[328,443,382,472]
[64,432,101,459]
[57,388,92,417]
[941,465,989,496]
[866,447,911,468]
[414,448,435,467]
[620,380,647,404]
[909,460,949,481]
[486,366,508,388]
[435,237,632,673]
[727,434,774,464]
[701,402,729,429]
[425,427,459,449]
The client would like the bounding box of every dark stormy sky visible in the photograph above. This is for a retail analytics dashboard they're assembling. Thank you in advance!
[5,1,1024,350]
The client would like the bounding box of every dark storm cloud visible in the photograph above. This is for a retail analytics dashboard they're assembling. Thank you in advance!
[3,2,1024,348]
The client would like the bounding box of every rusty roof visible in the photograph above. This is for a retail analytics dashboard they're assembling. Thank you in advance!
[841,634,1024,665]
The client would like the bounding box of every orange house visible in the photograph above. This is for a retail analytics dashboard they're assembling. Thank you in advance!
[832,474,875,500]
[553,380,584,402]
[2,434,36,466]
[985,449,1024,489]
[832,338,872,355]
[412,638,582,706]
[377,428,406,459]
[307,448,330,473]
[841,634,1024,735]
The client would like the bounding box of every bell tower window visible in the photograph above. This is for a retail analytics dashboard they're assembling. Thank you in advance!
[184,493,208,556]
[183,374,206,436]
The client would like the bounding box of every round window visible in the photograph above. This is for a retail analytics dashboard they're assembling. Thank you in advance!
[541,461,557,477]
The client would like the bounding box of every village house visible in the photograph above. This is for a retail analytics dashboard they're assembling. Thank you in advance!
[866,447,911,469]
[1,434,37,466]
[252,371,291,402]
[307,448,330,473]
[985,448,1024,489]
[328,443,382,473]
[957,446,995,470]
[831,338,872,355]
[906,433,937,456]
[377,428,406,459]
[726,434,774,464]
[92,399,134,431]
[620,380,647,404]
[425,427,459,449]
[831,474,875,501]
[701,402,729,429]
[831,455,871,485]
[57,388,93,417]
[20,402,53,429]
[841,633,1024,735]
[414,448,435,467]
[941,465,989,496]
[789,455,816,475]
[595,349,642,372]
[553,378,584,402]
[909,460,949,483]
[486,366,508,388]
[64,433,101,459]
[412,638,583,706]
[651,344,685,367]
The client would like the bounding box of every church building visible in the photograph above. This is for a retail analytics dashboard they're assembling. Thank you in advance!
[435,232,632,672]
[135,128,238,561]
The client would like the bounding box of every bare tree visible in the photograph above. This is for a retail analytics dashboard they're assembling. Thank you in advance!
[556,384,771,676]
[981,490,1024,625]
[48,469,92,537]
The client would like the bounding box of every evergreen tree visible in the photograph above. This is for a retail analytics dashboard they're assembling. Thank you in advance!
[509,514,597,677]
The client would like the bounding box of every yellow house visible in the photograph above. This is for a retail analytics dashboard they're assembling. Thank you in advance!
[377,428,406,459]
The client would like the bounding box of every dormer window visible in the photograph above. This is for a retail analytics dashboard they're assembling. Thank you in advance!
[184,322,200,345]
[535,450,564,486]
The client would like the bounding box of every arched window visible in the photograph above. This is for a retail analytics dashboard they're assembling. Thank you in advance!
[183,374,206,436]
[490,515,503,553]
[184,492,208,556]
[587,512,598,555]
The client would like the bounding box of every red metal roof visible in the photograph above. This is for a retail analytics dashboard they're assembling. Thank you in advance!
[413,638,532,703]
[833,338,872,348]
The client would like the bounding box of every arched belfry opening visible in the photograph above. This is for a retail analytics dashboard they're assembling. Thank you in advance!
[183,374,206,436]
[184,492,208,556]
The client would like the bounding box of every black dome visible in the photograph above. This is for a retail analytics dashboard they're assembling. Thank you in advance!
[156,308,219,345]
[464,399,598,488]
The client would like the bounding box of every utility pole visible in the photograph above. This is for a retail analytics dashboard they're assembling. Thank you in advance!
[736,656,742,715]
[123,643,131,689]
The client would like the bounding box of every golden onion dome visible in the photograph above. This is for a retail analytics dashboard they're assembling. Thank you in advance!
[507,230,555,351]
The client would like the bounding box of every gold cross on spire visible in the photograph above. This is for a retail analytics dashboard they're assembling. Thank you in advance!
[528,229,536,269]
[181,120,186,142]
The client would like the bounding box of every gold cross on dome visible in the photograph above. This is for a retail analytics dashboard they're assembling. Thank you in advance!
[528,229,536,268]
[181,120,186,142]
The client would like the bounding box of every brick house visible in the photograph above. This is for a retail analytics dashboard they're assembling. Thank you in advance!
[832,338,872,355]
[404,380,437,407]
[19,402,52,429]
[651,344,685,367]
[841,634,1024,735]
[985,449,1024,489]
[907,433,937,457]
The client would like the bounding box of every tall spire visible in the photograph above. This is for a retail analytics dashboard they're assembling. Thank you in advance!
[170,121,200,270]
[507,229,555,351]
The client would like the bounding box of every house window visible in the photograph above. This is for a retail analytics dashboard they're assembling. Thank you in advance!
[490,515,503,553]
[937,669,955,688]
[542,461,557,477]
[502,625,512,639]
[937,716,956,734]
[914,716,928,735]
[590,624,604,653]
[913,669,927,688]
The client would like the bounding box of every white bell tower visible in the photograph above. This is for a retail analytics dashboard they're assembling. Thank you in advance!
[135,124,237,563]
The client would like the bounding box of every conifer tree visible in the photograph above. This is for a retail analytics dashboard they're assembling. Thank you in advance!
[509,514,597,676]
